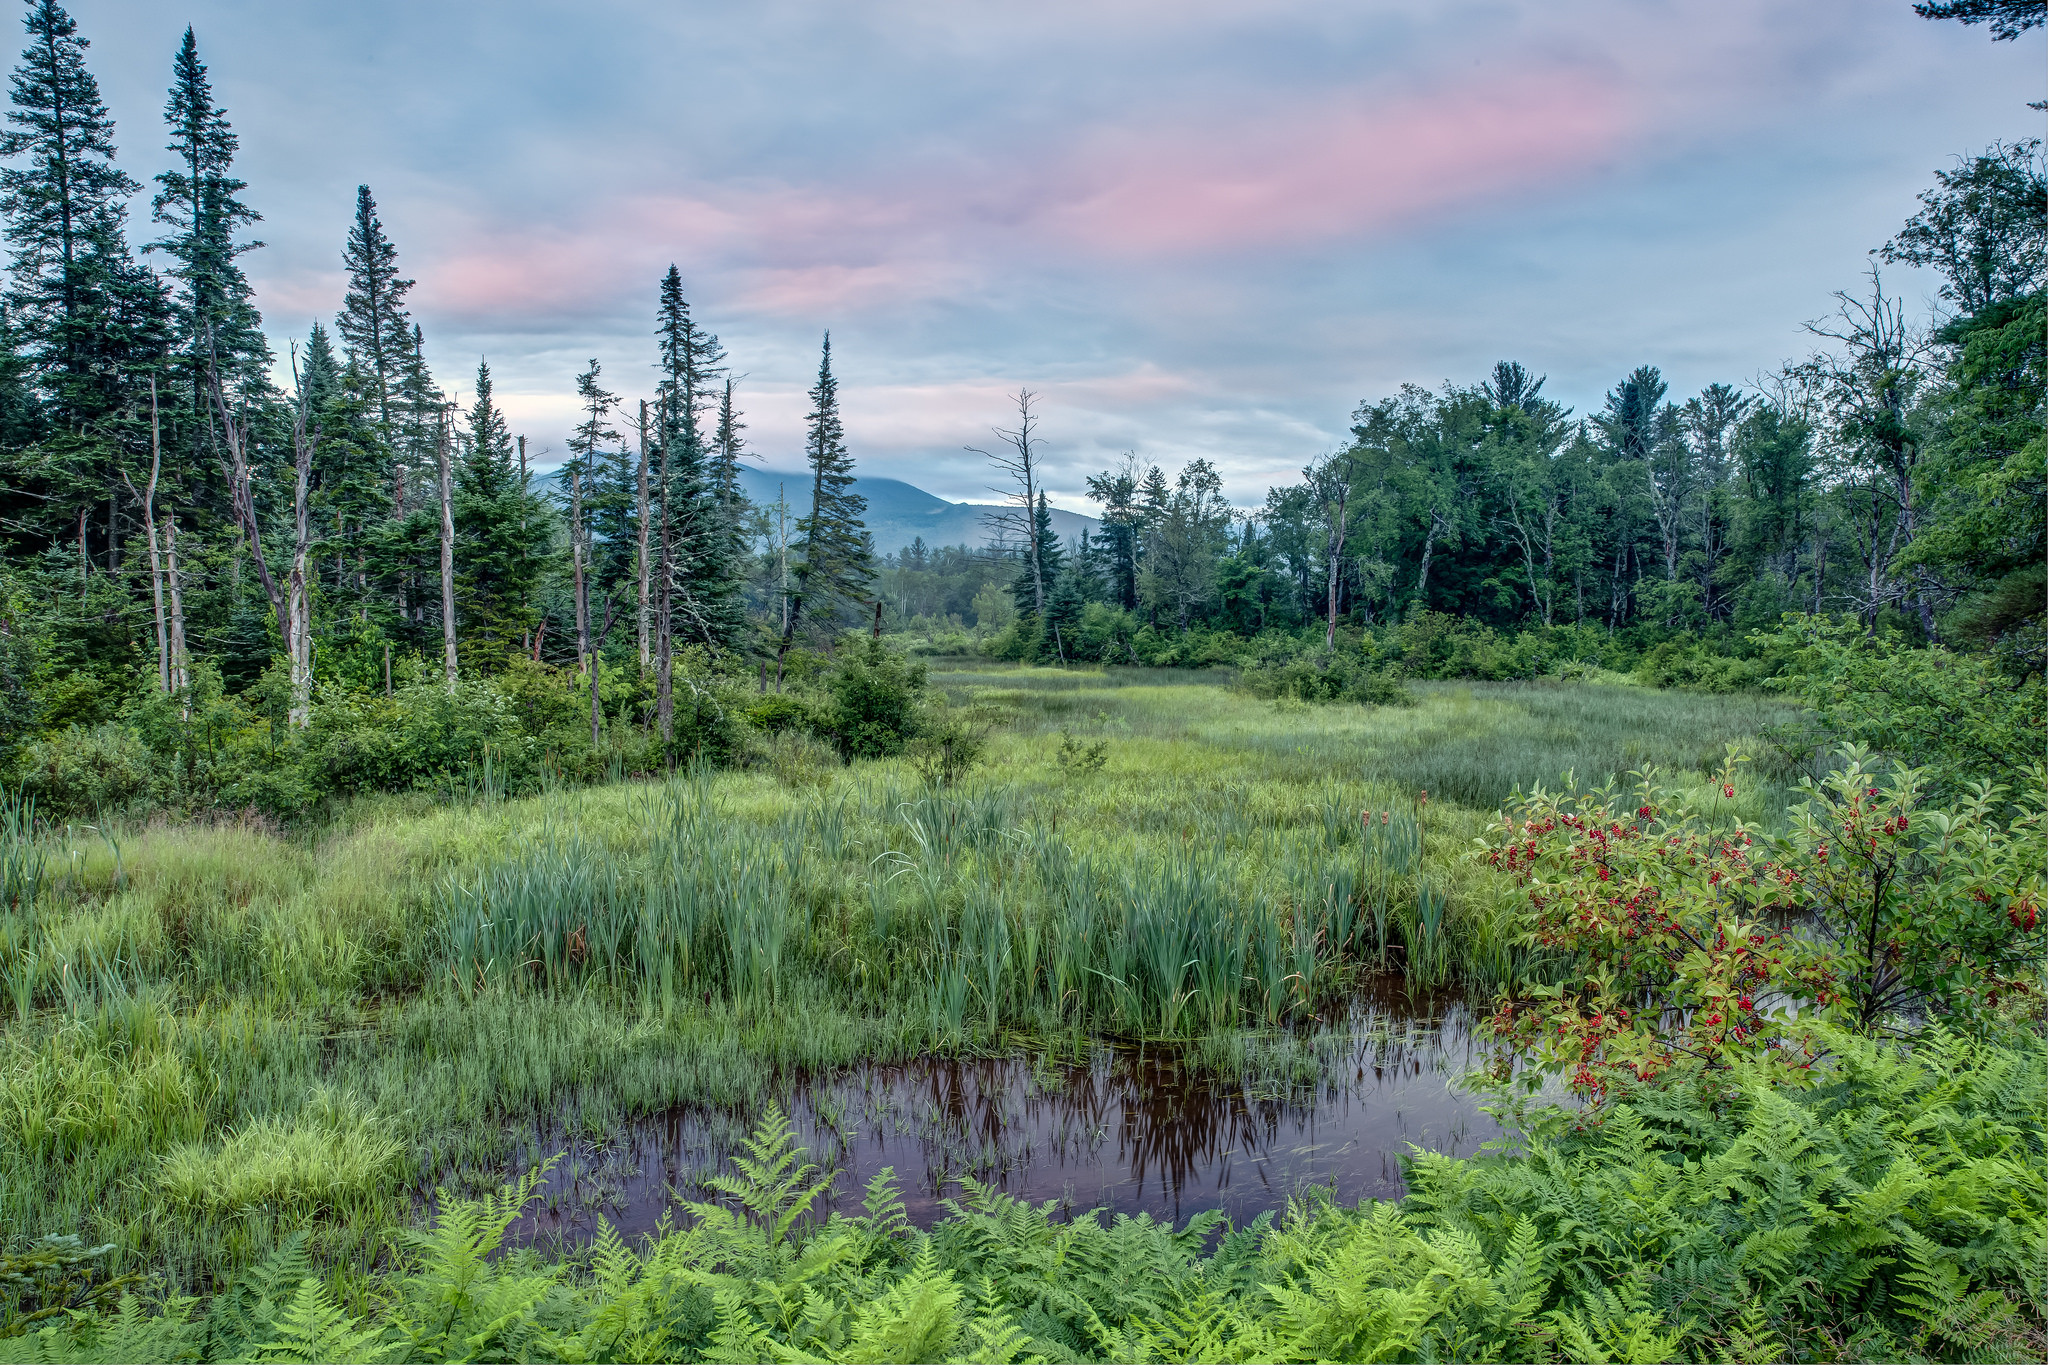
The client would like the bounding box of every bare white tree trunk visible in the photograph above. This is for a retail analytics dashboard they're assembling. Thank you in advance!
[636,400,651,672]
[121,377,170,693]
[438,415,458,690]
[971,389,1045,614]
[287,374,317,728]
[165,511,189,698]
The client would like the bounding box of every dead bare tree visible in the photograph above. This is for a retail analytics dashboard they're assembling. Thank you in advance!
[210,356,317,726]
[118,377,169,693]
[636,400,651,673]
[164,510,188,697]
[436,412,458,689]
[970,389,1047,615]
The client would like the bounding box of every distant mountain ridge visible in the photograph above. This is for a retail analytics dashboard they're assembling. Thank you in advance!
[735,466,1098,557]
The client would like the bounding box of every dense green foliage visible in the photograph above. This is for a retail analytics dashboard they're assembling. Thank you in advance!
[3,1025,2041,1362]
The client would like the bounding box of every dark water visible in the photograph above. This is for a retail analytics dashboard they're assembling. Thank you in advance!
[503,983,1499,1245]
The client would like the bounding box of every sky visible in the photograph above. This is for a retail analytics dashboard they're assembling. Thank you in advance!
[62,0,2043,510]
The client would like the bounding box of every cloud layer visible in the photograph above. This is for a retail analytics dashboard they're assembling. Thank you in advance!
[63,0,2044,505]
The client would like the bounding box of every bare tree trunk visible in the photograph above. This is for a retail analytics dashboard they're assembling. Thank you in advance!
[76,506,86,599]
[656,430,675,744]
[636,400,651,672]
[971,389,1045,614]
[1414,509,1447,613]
[1325,483,1348,652]
[165,511,188,697]
[286,370,318,728]
[210,366,293,653]
[437,416,458,690]
[121,378,170,693]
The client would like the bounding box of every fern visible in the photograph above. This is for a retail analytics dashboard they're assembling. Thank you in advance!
[250,1279,398,1363]
[701,1105,836,1247]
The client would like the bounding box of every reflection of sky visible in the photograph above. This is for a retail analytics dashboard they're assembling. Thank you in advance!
[73,1,2039,506]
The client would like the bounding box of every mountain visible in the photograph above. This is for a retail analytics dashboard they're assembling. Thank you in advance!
[735,466,1098,557]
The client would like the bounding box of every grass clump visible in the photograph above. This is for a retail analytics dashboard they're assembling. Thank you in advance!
[156,1088,403,1220]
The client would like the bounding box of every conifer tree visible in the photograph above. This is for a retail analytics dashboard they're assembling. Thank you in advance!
[1009,491,1065,616]
[1,0,165,431]
[779,333,872,670]
[454,359,545,658]
[149,27,264,389]
[335,184,413,436]
[652,265,739,658]
[1085,459,1143,610]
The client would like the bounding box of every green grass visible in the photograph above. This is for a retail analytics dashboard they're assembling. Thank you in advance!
[0,672,1805,1294]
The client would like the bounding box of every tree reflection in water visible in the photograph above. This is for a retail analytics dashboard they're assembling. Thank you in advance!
[502,983,1499,1247]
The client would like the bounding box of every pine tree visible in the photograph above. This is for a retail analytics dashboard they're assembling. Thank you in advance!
[148,27,264,388]
[652,265,739,656]
[335,185,413,436]
[1085,460,1142,610]
[1009,491,1065,615]
[454,358,545,656]
[1,0,165,430]
[302,320,392,612]
[780,333,872,666]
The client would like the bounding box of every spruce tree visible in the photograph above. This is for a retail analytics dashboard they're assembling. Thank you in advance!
[149,27,264,389]
[652,265,740,654]
[302,321,389,609]
[780,333,872,664]
[1084,461,1142,610]
[335,185,413,436]
[1009,491,1065,615]
[1,0,164,430]
[455,358,545,655]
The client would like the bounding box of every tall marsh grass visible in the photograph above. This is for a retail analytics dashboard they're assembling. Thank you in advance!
[0,672,1800,1293]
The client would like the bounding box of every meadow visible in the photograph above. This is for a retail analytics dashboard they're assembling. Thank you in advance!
[0,670,1802,1282]
[6,668,2043,1363]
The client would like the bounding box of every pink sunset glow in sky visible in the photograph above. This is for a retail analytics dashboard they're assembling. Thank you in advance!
[66,0,2045,508]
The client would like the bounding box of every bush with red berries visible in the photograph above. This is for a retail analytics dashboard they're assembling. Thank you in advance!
[1484,743,2045,1099]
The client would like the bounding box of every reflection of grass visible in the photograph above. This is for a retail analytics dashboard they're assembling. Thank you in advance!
[0,669,1799,1293]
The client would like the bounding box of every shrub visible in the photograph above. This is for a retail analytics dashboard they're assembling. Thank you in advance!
[822,642,927,760]
[743,691,818,734]
[9,724,153,819]
[1238,644,1412,706]
[306,680,533,797]
[1760,614,2047,797]
[1633,639,1759,692]
[1485,744,2048,1096]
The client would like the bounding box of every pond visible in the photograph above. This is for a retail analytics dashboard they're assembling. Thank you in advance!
[499,982,1502,1247]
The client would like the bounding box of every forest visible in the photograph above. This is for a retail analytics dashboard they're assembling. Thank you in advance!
[0,1,2043,1362]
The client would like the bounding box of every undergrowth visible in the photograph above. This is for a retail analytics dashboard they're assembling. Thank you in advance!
[3,1024,2041,1362]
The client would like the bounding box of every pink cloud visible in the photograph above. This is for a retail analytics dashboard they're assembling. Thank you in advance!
[397,66,1633,325]
[1039,72,1633,254]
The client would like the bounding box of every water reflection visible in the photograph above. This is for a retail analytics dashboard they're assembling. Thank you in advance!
[502,984,1498,1245]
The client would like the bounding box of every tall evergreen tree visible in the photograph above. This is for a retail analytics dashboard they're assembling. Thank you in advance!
[1,0,164,430]
[653,265,739,653]
[454,358,546,654]
[1085,458,1142,610]
[149,27,264,388]
[335,185,413,436]
[780,333,871,663]
[1009,491,1065,616]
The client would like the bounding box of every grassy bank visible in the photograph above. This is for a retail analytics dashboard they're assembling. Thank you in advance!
[1,671,1807,1297]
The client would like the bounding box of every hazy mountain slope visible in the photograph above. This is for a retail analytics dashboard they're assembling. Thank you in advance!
[736,466,1097,555]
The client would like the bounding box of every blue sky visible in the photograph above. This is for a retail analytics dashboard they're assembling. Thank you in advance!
[63,0,2043,508]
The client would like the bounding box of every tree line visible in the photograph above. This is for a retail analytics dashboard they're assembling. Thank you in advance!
[885,142,2041,679]
[0,1,887,752]
[0,0,2038,778]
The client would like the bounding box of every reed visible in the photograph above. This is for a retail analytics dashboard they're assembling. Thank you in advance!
[0,670,1799,1294]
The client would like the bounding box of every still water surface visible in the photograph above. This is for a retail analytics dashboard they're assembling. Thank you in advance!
[506,983,1500,1245]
